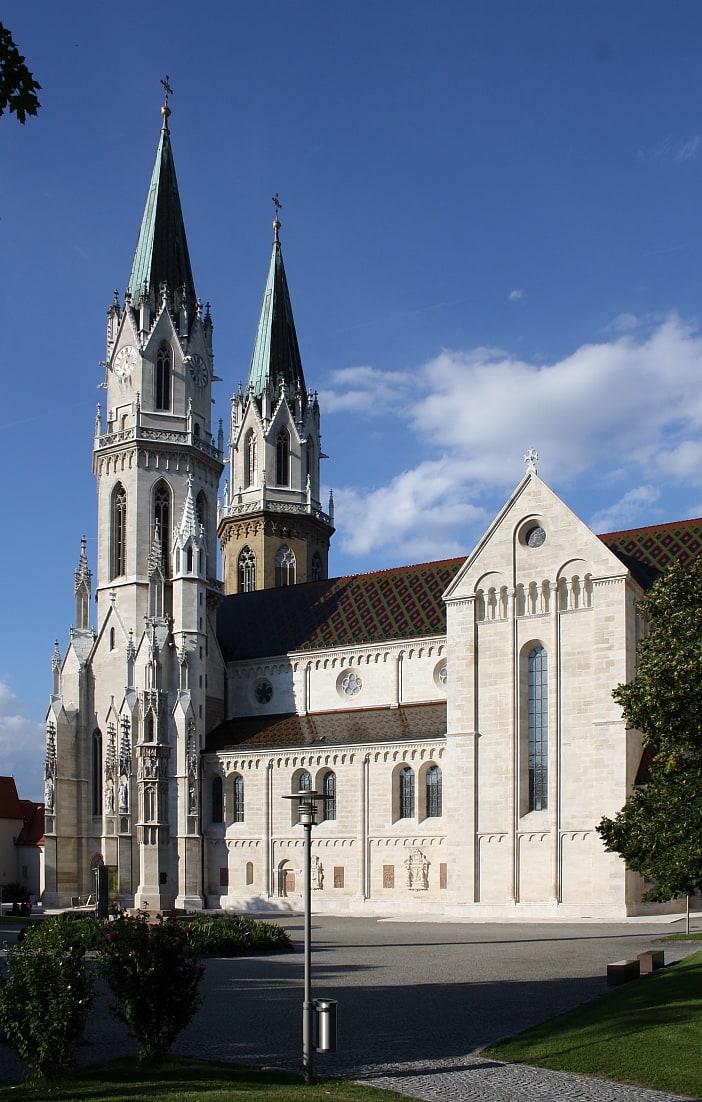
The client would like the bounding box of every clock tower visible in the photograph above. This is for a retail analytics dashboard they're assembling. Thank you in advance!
[44,95,223,911]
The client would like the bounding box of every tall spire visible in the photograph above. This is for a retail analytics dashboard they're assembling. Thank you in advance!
[247,201,307,409]
[127,88,197,322]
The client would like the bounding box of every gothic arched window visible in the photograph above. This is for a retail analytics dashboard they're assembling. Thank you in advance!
[155,343,171,411]
[399,767,415,819]
[276,427,290,486]
[238,546,256,593]
[311,552,323,581]
[425,765,442,818]
[275,544,296,588]
[233,774,244,823]
[196,490,207,535]
[112,483,127,578]
[92,730,102,816]
[528,646,548,811]
[245,430,257,488]
[298,771,311,792]
[153,480,171,576]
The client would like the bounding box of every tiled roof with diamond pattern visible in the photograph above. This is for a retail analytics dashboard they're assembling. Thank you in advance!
[206,702,447,753]
[216,558,463,661]
[600,517,702,588]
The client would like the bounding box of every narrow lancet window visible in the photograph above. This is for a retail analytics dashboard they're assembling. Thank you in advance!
[112,484,127,578]
[276,427,290,485]
[155,343,171,411]
[528,646,548,811]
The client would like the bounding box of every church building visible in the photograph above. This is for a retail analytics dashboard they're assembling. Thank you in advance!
[44,102,699,918]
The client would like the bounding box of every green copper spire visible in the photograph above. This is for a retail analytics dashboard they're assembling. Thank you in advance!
[247,210,307,407]
[127,100,197,319]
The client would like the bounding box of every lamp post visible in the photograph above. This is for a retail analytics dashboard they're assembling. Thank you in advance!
[282,788,326,1085]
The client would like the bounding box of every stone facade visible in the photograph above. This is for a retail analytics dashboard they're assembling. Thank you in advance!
[45,109,691,920]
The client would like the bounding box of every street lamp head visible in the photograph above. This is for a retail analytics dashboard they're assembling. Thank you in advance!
[282,789,327,826]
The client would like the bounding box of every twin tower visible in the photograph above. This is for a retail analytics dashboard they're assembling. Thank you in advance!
[44,103,334,909]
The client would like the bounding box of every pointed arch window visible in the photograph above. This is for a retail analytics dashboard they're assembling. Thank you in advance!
[399,767,415,819]
[528,646,548,811]
[196,491,207,536]
[153,480,171,576]
[112,483,127,578]
[276,427,290,486]
[275,544,296,588]
[92,730,103,816]
[245,430,258,489]
[155,343,171,411]
[238,546,256,592]
[311,552,323,581]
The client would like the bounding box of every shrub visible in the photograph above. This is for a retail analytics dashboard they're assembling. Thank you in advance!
[183,913,293,956]
[20,912,106,953]
[98,912,204,1064]
[0,941,93,1083]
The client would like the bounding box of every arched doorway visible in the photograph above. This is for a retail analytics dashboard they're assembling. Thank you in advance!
[278,860,296,897]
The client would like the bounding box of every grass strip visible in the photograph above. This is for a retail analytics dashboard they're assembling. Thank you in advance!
[2,1057,409,1101]
[483,949,702,1097]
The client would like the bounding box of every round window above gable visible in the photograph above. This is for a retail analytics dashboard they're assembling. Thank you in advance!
[254,679,273,705]
[519,518,548,548]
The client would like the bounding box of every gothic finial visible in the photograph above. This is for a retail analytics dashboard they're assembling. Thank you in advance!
[52,641,62,672]
[272,192,282,240]
[524,448,538,474]
[160,75,173,125]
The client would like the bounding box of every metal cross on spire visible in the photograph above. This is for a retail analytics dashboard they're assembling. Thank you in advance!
[160,75,173,123]
[272,193,282,240]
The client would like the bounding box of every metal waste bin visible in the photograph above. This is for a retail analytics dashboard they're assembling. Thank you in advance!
[313,998,338,1052]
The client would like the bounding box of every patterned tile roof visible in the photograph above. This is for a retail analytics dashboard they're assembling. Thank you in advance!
[206,702,447,753]
[216,559,463,661]
[600,517,702,589]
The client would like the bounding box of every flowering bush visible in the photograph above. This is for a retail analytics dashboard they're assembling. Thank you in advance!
[0,941,93,1083]
[19,912,106,952]
[98,911,204,1064]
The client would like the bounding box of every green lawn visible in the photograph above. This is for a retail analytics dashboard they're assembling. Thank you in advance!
[482,949,702,1098]
[2,1058,408,1101]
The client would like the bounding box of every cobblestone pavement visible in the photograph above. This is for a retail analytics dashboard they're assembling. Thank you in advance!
[1,914,700,1101]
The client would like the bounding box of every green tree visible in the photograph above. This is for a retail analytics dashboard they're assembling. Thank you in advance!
[0,23,40,123]
[597,556,702,900]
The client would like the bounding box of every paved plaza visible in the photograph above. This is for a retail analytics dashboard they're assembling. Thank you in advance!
[1,913,699,1100]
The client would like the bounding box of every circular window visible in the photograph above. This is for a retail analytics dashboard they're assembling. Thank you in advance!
[254,679,273,704]
[338,671,363,697]
[525,525,546,548]
[434,661,448,689]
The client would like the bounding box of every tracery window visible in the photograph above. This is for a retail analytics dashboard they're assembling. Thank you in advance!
[155,343,171,410]
[275,544,296,587]
[153,480,171,576]
[298,771,312,793]
[399,767,415,819]
[528,646,548,811]
[276,427,290,485]
[425,765,442,818]
[92,730,102,816]
[232,774,244,823]
[311,552,323,581]
[245,430,257,488]
[238,546,256,592]
[112,483,127,578]
[196,491,207,535]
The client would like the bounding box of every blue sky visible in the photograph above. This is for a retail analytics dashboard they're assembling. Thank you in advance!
[4,0,702,798]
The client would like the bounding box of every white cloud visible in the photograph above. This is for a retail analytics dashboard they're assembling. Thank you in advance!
[639,135,702,163]
[318,365,412,415]
[327,314,702,565]
[508,288,524,301]
[589,486,661,533]
[603,312,639,333]
[0,679,45,801]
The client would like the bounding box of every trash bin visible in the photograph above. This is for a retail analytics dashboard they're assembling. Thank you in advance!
[313,998,338,1052]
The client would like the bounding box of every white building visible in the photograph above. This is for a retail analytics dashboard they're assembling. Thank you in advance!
[45,102,697,918]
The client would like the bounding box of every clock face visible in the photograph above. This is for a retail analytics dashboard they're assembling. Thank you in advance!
[114,345,138,380]
[188,354,209,387]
